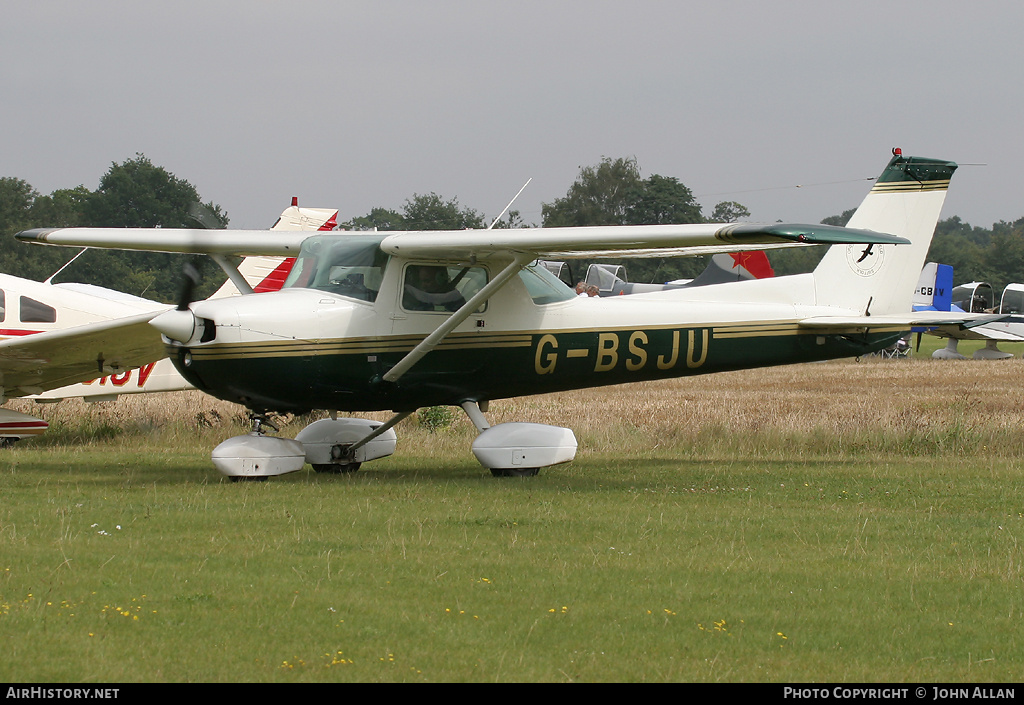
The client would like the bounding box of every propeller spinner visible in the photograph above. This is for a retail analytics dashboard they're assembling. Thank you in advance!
[152,260,202,343]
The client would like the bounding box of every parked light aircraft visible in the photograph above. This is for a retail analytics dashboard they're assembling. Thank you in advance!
[17,150,1000,479]
[541,250,773,294]
[911,263,1024,359]
[583,250,775,297]
[0,201,337,444]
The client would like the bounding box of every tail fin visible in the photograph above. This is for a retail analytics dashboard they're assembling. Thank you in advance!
[912,262,954,311]
[210,202,338,299]
[686,251,774,286]
[813,150,957,315]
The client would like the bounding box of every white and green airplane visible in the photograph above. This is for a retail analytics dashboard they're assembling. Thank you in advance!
[16,150,998,479]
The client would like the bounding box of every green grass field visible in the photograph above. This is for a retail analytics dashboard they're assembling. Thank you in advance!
[2,352,1023,682]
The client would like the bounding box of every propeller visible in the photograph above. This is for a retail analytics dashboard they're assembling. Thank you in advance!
[177,259,201,311]
[152,259,203,343]
[187,201,225,229]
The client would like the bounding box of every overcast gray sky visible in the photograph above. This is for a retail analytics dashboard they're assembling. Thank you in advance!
[3,1,1021,229]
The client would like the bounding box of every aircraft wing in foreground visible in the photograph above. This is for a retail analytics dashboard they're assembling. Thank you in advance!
[17,150,984,479]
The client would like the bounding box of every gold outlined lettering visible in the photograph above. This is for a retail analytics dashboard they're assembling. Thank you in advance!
[535,334,558,374]
[686,329,708,368]
[595,333,619,372]
[657,330,680,370]
[626,331,648,371]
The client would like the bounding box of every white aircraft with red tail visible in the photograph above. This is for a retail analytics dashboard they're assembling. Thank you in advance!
[0,201,337,444]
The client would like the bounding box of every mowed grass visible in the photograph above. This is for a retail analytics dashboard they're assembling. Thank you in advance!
[1,351,1023,682]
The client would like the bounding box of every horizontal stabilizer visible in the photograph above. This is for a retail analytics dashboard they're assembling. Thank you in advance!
[799,312,1007,330]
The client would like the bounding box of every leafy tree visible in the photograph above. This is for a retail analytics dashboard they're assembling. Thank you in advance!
[821,208,855,227]
[347,193,485,232]
[401,193,484,231]
[346,207,406,231]
[541,157,711,283]
[709,200,750,223]
[30,186,91,228]
[0,179,86,281]
[67,155,230,301]
[629,175,703,225]
[1,157,230,302]
[977,219,1024,292]
[542,157,644,227]
[83,154,227,229]
[0,177,37,231]
[488,209,527,229]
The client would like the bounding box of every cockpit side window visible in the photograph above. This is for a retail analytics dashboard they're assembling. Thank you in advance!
[402,264,488,313]
[283,235,388,303]
[518,263,576,305]
[0,290,5,322]
[20,296,56,323]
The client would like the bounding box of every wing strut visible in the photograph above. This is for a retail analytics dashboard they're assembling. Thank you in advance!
[209,254,254,295]
[382,253,534,383]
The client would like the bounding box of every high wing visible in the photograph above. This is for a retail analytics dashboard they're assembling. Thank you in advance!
[380,223,909,260]
[0,310,166,397]
[17,222,908,261]
[17,228,311,256]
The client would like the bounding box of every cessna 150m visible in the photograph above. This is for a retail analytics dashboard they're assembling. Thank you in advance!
[16,150,997,479]
[0,201,337,444]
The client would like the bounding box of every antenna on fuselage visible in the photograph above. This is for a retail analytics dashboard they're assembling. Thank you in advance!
[488,178,532,230]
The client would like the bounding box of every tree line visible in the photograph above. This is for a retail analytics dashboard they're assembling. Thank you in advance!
[0,155,228,302]
[2,154,1022,303]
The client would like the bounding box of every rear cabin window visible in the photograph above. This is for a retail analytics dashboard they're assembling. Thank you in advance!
[20,296,56,323]
[0,290,5,322]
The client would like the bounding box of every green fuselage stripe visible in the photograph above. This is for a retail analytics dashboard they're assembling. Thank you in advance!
[171,323,904,413]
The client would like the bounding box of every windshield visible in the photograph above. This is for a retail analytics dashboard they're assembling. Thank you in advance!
[282,234,388,302]
[1001,286,1024,314]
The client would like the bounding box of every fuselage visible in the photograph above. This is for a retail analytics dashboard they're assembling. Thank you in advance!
[164,239,905,413]
[0,273,164,338]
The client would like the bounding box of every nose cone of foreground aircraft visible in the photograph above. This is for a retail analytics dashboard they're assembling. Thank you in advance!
[150,308,198,344]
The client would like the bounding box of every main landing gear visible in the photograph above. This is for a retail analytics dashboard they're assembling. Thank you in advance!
[209,405,577,481]
[459,401,577,478]
[212,413,306,481]
[211,412,401,481]
[933,338,1015,360]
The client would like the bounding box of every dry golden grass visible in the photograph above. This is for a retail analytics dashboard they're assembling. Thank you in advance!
[10,356,1022,460]
[488,357,1024,456]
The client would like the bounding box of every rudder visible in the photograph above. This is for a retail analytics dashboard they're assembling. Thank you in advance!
[813,150,957,315]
